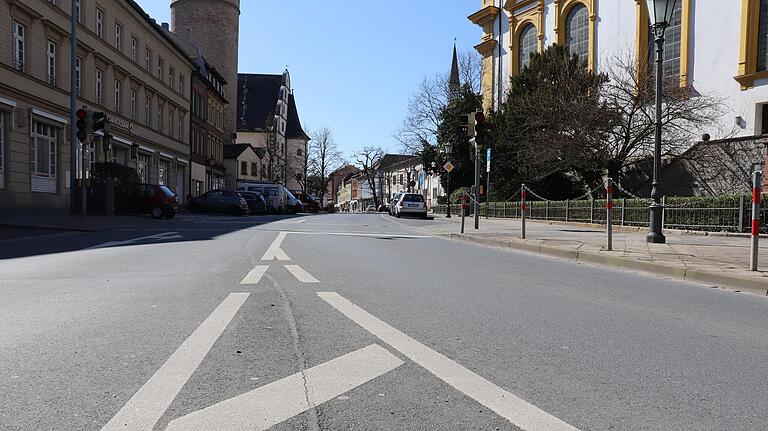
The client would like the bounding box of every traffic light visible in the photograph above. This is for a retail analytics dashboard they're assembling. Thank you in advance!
[75,109,88,142]
[91,111,107,133]
[474,110,486,146]
[458,113,476,137]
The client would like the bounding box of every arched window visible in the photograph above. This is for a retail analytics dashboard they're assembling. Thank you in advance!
[758,0,768,71]
[566,4,589,62]
[519,24,538,70]
[662,1,683,78]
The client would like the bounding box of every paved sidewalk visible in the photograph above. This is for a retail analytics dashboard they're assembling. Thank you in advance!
[0,208,135,232]
[420,214,768,295]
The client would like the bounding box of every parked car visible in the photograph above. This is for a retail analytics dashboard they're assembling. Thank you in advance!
[377,204,389,212]
[187,190,249,215]
[394,193,427,219]
[285,189,302,214]
[366,205,376,213]
[117,183,178,219]
[388,193,404,216]
[238,191,268,215]
[236,182,286,213]
[296,193,320,213]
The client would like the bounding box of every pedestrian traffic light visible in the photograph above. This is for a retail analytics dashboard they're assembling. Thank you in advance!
[91,111,108,133]
[75,109,88,142]
[459,113,475,137]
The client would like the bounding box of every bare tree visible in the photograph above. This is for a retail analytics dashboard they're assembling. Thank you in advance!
[354,146,385,208]
[307,127,343,208]
[394,50,482,154]
[602,50,729,181]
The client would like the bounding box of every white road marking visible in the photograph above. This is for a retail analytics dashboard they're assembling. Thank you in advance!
[165,344,403,431]
[282,231,430,239]
[285,265,319,283]
[240,266,270,285]
[261,232,291,261]
[294,219,307,224]
[101,293,250,431]
[87,232,182,250]
[317,292,581,431]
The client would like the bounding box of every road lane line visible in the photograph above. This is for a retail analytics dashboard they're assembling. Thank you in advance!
[101,293,250,431]
[240,266,269,285]
[165,344,403,430]
[295,219,306,224]
[285,265,319,283]
[261,232,291,261]
[317,292,581,431]
[281,231,430,239]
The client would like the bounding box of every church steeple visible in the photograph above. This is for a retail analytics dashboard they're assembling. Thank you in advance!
[449,42,460,99]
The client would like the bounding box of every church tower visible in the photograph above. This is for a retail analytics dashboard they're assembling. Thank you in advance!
[170,0,240,143]
[449,43,461,100]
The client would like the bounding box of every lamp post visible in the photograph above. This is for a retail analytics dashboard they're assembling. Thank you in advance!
[445,142,453,218]
[645,0,677,244]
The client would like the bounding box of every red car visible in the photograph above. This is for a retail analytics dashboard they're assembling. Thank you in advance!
[118,184,179,219]
[296,194,320,213]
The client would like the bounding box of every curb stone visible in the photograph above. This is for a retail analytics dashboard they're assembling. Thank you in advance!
[442,233,768,297]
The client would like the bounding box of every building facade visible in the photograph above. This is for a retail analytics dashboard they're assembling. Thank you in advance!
[470,0,768,189]
[236,70,309,194]
[222,143,265,188]
[0,0,193,208]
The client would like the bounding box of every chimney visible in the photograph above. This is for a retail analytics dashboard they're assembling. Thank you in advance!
[162,22,170,31]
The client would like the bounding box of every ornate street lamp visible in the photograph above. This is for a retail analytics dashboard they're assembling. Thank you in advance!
[645,0,677,244]
[445,142,453,218]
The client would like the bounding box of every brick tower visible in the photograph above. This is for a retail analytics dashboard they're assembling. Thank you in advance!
[170,0,240,143]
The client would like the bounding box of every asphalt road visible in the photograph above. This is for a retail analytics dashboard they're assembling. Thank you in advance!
[2,212,768,430]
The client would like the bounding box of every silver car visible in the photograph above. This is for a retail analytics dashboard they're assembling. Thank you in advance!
[394,193,427,219]
[388,193,404,216]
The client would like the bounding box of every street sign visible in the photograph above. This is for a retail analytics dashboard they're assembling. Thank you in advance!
[487,148,491,173]
[443,162,454,173]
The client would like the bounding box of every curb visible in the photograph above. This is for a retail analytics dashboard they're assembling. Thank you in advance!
[442,233,768,297]
[0,222,98,232]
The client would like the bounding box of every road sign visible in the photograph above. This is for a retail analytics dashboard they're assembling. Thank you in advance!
[443,162,454,173]
[487,148,491,173]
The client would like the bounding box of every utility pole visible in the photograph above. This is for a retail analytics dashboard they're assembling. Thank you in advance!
[69,0,78,213]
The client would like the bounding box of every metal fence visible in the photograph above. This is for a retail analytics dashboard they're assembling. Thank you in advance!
[433,195,768,234]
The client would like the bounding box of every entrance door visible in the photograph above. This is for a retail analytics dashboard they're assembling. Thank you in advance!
[176,164,186,203]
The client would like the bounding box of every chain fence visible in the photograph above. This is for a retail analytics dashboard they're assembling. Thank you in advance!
[433,193,768,234]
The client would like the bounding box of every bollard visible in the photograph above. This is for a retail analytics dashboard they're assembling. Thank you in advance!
[738,195,745,233]
[606,178,613,251]
[461,193,468,234]
[621,198,626,226]
[565,200,570,222]
[521,184,527,239]
[750,171,762,271]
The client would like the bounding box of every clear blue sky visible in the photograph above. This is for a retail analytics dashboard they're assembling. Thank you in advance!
[138,1,481,158]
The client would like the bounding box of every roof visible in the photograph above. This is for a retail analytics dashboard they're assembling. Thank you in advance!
[124,1,196,69]
[286,94,310,141]
[223,143,254,159]
[377,154,418,171]
[237,74,283,132]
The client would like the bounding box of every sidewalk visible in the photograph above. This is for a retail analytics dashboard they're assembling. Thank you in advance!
[420,214,768,296]
[0,208,133,232]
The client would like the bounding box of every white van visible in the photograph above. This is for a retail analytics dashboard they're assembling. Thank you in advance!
[236,182,286,213]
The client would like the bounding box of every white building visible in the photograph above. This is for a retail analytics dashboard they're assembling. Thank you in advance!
[470,0,768,184]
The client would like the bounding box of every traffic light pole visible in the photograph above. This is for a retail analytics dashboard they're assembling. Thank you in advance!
[69,0,78,213]
[474,141,480,230]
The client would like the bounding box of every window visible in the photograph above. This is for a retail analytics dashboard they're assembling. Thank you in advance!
[114,23,122,50]
[659,1,682,78]
[762,104,768,135]
[137,153,150,182]
[519,24,537,70]
[566,5,589,63]
[178,112,183,138]
[169,67,175,89]
[114,80,121,114]
[241,161,248,175]
[47,41,57,85]
[178,74,185,94]
[75,57,81,96]
[95,68,103,105]
[158,159,169,185]
[31,121,58,192]
[157,101,163,131]
[95,8,104,38]
[12,21,25,72]
[158,58,164,79]
[297,148,303,157]
[74,0,80,23]
[145,97,151,126]
[130,88,136,119]
[131,37,137,61]
[758,0,768,72]
[145,48,151,70]
[168,108,173,137]
[251,162,258,177]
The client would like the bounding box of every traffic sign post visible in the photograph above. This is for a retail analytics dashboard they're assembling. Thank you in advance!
[486,148,491,219]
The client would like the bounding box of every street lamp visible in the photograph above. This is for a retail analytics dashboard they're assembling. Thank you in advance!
[645,0,677,244]
[445,142,453,218]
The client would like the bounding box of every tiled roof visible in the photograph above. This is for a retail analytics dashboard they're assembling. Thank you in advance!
[237,74,282,132]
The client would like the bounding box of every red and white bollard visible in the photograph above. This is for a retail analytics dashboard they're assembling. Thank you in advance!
[750,171,763,271]
[606,178,614,251]
[521,184,527,240]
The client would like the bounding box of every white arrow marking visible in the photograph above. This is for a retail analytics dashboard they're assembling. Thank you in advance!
[317,292,581,431]
[240,266,270,285]
[87,232,182,250]
[101,293,250,431]
[165,344,403,431]
[261,232,291,261]
[285,265,319,283]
